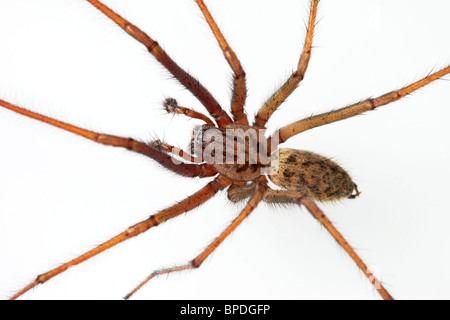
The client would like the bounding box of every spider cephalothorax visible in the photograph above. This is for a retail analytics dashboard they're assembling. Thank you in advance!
[1,0,449,300]
[191,123,272,181]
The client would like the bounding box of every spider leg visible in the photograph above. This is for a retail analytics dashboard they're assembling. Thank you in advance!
[262,189,393,300]
[195,0,248,125]
[8,175,232,300]
[124,178,268,299]
[227,182,257,202]
[163,98,215,126]
[300,194,393,300]
[150,140,203,164]
[277,65,450,143]
[85,0,232,127]
[254,0,319,128]
[0,98,215,178]
[228,185,393,299]
[228,182,299,204]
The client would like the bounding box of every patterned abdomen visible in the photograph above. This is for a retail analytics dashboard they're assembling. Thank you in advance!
[268,148,356,201]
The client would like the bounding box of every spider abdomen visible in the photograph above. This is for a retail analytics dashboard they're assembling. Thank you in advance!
[268,148,356,201]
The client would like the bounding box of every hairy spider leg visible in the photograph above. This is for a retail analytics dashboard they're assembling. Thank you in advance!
[254,0,318,128]
[227,182,305,203]
[86,0,232,127]
[277,66,450,143]
[0,99,216,177]
[285,191,393,300]
[149,140,204,164]
[227,184,393,299]
[195,0,248,125]
[8,175,232,300]
[124,178,268,299]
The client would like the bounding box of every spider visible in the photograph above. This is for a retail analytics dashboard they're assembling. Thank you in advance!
[0,0,450,300]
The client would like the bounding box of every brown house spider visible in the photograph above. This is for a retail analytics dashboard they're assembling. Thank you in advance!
[1,0,449,300]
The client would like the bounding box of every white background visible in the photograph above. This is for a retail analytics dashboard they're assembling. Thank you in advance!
[0,0,449,300]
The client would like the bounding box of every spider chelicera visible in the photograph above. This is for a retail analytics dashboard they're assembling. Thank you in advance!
[0,1,450,300]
